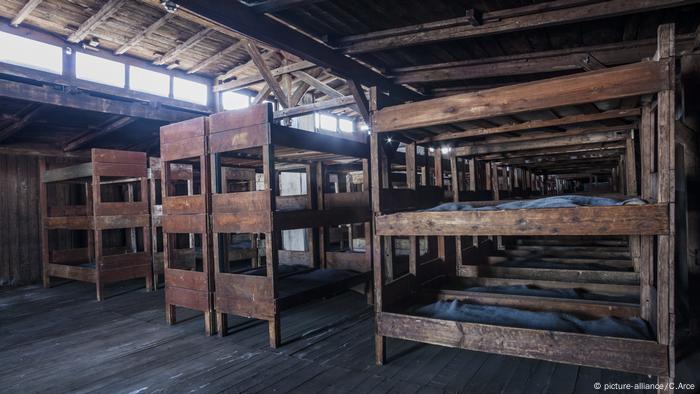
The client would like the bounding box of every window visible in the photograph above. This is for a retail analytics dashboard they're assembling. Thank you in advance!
[338,118,354,133]
[318,114,337,132]
[358,122,370,134]
[221,91,251,110]
[0,31,62,74]
[173,77,208,105]
[75,52,125,87]
[129,66,170,97]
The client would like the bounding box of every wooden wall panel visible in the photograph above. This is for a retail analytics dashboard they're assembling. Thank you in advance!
[0,153,41,287]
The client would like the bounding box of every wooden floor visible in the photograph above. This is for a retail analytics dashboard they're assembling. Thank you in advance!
[1,282,698,394]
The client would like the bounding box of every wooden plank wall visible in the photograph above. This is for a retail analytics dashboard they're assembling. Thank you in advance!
[0,153,41,286]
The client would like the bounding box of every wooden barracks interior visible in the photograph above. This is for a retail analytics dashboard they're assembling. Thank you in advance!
[1,0,700,393]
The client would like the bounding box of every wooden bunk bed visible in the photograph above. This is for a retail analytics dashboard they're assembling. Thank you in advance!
[159,116,215,335]
[39,149,153,301]
[208,104,372,347]
[370,24,679,385]
[148,157,194,287]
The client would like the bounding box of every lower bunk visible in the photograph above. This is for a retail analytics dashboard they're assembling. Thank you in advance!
[215,263,369,347]
[374,233,672,382]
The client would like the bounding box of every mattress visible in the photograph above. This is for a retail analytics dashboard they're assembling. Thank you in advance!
[425,195,646,212]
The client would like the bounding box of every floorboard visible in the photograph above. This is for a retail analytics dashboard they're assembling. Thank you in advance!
[0,281,698,393]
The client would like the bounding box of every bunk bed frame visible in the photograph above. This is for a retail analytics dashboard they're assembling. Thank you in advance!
[208,104,372,347]
[370,24,678,384]
[39,149,153,301]
[159,117,215,335]
[148,157,194,287]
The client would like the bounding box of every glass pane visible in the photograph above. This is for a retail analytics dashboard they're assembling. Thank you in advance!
[319,114,337,131]
[76,52,125,87]
[221,91,251,110]
[0,31,62,74]
[338,118,354,133]
[129,66,170,97]
[173,77,208,105]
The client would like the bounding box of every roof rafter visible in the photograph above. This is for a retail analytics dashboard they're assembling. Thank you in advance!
[155,27,213,66]
[63,116,136,151]
[11,0,43,27]
[245,40,290,108]
[188,40,246,74]
[115,12,175,55]
[0,103,43,143]
[291,71,343,98]
[67,0,128,43]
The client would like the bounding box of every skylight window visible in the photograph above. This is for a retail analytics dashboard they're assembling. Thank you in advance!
[0,31,62,74]
[76,52,125,87]
[338,118,354,133]
[174,77,208,105]
[222,91,251,110]
[319,114,337,131]
[129,66,170,97]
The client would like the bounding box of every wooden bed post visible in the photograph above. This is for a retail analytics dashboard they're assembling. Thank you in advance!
[316,162,326,269]
[433,148,446,261]
[91,172,103,301]
[626,133,642,274]
[406,143,418,276]
[39,158,49,289]
[141,175,154,291]
[655,23,676,387]
[369,87,386,365]
[263,142,281,347]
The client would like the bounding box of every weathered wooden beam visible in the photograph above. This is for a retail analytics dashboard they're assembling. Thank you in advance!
[245,40,289,108]
[155,28,212,66]
[11,0,43,27]
[0,143,90,158]
[454,128,631,156]
[391,35,694,84]
[252,84,272,104]
[115,13,175,55]
[175,0,422,101]
[374,60,668,132]
[347,80,370,124]
[340,0,698,54]
[0,61,210,114]
[0,103,43,143]
[214,60,314,92]
[188,40,245,74]
[273,95,354,119]
[246,0,327,13]
[415,108,640,142]
[0,79,194,122]
[67,0,128,43]
[63,116,136,151]
[291,71,343,98]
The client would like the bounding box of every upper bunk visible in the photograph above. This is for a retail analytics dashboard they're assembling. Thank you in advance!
[370,24,677,238]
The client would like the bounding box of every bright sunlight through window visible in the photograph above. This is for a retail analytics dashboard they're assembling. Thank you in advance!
[0,31,62,74]
[319,114,337,131]
[129,66,170,97]
[222,91,251,110]
[173,77,208,105]
[338,118,354,133]
[76,52,125,87]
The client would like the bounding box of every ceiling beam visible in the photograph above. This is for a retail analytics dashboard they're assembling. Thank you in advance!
[67,0,128,43]
[0,79,195,122]
[155,28,212,66]
[217,49,279,83]
[339,0,698,54]
[245,40,290,108]
[274,95,355,119]
[188,39,246,74]
[246,0,327,13]
[392,34,694,84]
[174,0,422,101]
[115,12,175,55]
[0,104,43,143]
[374,61,668,133]
[215,60,313,92]
[63,116,136,151]
[455,128,630,156]
[252,84,272,104]
[11,0,43,27]
[291,71,343,98]
[417,108,641,144]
